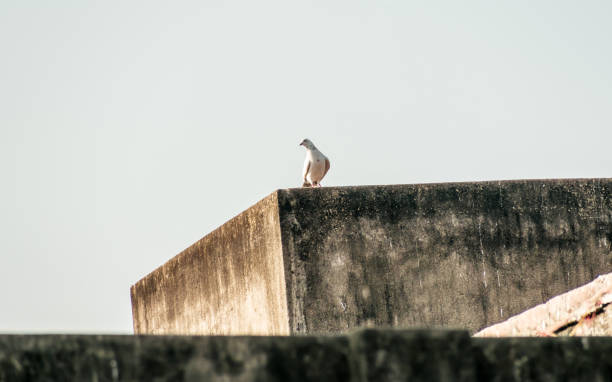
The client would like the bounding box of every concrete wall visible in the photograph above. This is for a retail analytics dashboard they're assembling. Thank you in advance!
[130,192,289,335]
[279,179,612,334]
[131,178,612,335]
[3,330,612,381]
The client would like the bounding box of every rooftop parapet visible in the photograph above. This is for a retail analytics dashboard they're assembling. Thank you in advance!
[131,179,612,335]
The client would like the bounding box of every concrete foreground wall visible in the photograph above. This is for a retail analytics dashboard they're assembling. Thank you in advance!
[2,330,612,381]
[131,179,612,335]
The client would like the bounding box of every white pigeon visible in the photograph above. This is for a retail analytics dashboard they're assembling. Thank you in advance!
[299,138,330,187]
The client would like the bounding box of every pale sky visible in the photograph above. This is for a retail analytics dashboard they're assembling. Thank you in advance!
[1,1,611,333]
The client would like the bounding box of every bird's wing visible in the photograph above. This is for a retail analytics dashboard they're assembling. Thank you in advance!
[302,158,311,182]
[323,157,330,178]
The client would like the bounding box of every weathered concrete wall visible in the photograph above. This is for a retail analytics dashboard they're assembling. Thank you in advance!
[130,192,289,335]
[0,334,350,382]
[3,330,612,381]
[279,179,612,334]
[132,178,612,335]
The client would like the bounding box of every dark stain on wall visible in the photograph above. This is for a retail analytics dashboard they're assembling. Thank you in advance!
[277,179,612,334]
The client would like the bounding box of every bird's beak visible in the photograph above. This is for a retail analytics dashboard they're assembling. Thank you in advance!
[299,142,303,146]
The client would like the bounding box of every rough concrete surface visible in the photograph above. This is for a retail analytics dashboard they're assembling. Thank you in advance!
[472,335,612,382]
[2,330,612,382]
[132,179,612,335]
[0,334,349,382]
[475,272,612,337]
[279,179,612,334]
[131,192,289,335]
[348,329,476,382]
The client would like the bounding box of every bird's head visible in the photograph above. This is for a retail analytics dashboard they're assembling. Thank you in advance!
[299,138,315,150]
